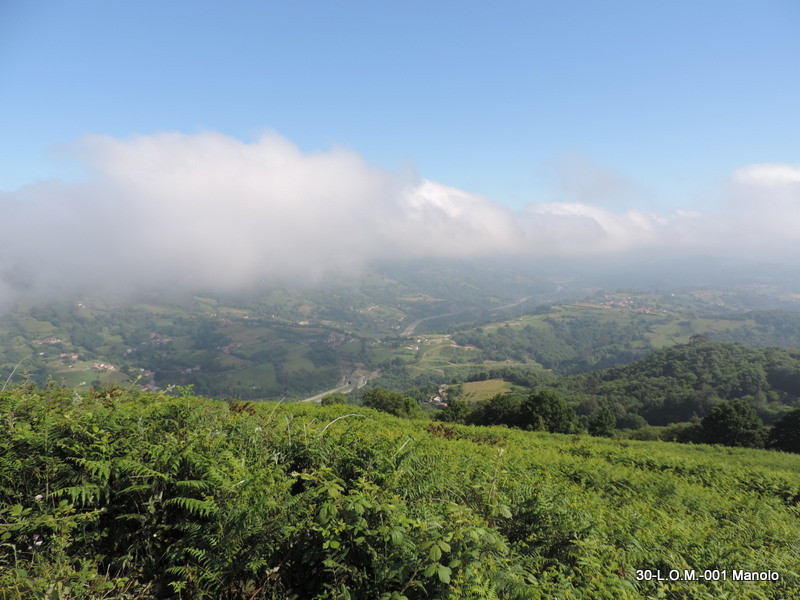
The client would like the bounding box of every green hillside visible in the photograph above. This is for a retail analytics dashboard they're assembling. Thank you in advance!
[2,385,799,598]
[450,302,800,374]
[4,276,800,403]
[557,339,800,426]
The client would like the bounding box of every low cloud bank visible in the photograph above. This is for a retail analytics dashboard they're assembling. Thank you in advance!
[1,132,798,301]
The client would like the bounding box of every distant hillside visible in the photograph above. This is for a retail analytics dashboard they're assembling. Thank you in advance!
[706,311,800,348]
[3,261,800,402]
[450,303,800,375]
[560,339,800,425]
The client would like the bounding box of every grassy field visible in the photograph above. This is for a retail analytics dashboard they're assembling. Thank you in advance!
[646,316,758,347]
[456,378,514,403]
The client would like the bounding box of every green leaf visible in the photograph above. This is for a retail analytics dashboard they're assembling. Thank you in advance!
[437,565,451,584]
[428,544,442,562]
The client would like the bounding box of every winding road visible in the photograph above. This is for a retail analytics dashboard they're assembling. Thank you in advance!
[300,369,379,403]
[401,311,463,337]
[303,294,535,401]
[402,295,535,336]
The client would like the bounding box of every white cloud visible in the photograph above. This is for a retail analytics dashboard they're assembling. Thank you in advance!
[540,153,655,209]
[733,163,800,186]
[715,163,800,252]
[1,132,798,301]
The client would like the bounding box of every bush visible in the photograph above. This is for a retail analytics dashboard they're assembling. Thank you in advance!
[700,399,766,448]
[320,393,349,406]
[769,408,800,453]
[361,387,423,418]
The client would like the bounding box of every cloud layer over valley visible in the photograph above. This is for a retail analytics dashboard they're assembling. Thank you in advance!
[2,132,799,301]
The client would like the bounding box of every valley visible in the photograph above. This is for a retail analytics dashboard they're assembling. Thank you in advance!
[3,259,800,418]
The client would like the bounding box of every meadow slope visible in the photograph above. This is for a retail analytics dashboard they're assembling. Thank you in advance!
[1,386,798,599]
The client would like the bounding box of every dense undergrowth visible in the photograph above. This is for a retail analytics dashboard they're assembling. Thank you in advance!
[1,385,799,599]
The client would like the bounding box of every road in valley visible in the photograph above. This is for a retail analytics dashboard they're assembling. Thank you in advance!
[303,294,534,401]
[401,311,463,337]
[300,383,353,403]
[402,295,534,336]
[489,295,533,312]
[300,368,379,403]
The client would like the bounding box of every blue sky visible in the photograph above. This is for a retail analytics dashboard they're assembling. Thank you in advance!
[1,1,800,297]
[3,0,798,206]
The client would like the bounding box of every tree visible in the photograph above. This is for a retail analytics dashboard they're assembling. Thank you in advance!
[519,390,580,434]
[321,393,348,406]
[768,408,800,453]
[361,387,422,418]
[467,393,524,427]
[699,399,765,448]
[616,412,647,430]
[589,405,616,437]
[437,398,472,423]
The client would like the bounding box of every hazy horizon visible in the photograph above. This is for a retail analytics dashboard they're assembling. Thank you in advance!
[2,2,798,302]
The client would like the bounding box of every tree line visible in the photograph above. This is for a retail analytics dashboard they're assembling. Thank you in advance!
[355,338,800,453]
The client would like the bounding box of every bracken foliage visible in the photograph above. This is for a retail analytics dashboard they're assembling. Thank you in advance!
[1,384,799,598]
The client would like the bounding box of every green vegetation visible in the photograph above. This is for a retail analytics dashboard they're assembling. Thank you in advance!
[769,409,800,453]
[418,338,800,453]
[362,388,424,418]
[451,303,800,375]
[320,393,349,406]
[588,405,617,437]
[4,277,800,405]
[555,339,800,427]
[465,390,580,434]
[451,308,651,372]
[2,385,800,598]
[699,399,767,448]
[455,379,513,404]
[0,297,347,400]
